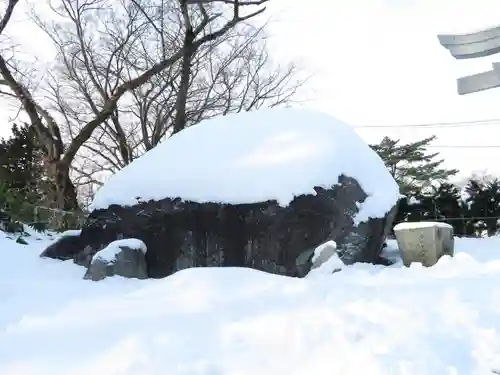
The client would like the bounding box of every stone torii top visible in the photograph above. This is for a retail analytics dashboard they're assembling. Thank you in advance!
[438,24,500,95]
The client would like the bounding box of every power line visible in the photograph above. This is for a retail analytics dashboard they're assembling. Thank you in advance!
[428,145,500,149]
[395,216,500,222]
[353,118,500,149]
[354,118,500,129]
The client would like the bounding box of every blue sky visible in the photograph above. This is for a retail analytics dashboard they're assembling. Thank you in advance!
[2,0,500,179]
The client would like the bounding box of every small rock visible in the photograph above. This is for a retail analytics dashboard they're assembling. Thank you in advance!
[15,236,28,245]
[84,239,148,281]
[40,231,83,260]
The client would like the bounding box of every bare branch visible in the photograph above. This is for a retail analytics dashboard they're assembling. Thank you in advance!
[0,0,297,207]
[0,0,19,36]
[186,0,267,5]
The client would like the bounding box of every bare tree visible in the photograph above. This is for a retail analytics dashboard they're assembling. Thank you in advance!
[34,0,305,196]
[131,22,303,149]
[0,0,269,209]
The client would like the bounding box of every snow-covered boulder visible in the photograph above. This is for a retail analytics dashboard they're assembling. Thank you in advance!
[83,239,148,281]
[394,221,454,267]
[70,108,398,278]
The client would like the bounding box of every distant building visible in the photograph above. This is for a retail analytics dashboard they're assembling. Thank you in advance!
[438,25,500,94]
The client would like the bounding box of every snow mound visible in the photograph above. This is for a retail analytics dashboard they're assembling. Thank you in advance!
[93,239,147,263]
[90,108,399,224]
[312,240,338,263]
[308,240,344,277]
[394,222,453,230]
[59,229,81,237]
[4,230,500,374]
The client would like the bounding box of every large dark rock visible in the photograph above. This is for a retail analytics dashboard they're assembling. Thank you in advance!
[69,174,398,279]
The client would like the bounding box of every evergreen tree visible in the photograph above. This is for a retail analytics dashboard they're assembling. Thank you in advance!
[463,177,500,237]
[0,124,85,231]
[426,183,465,235]
[371,136,459,197]
[0,123,47,212]
[372,135,461,234]
[392,183,463,233]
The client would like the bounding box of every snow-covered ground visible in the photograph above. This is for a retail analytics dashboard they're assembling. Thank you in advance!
[3,229,500,375]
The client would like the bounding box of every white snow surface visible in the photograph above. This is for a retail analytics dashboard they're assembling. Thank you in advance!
[93,239,147,263]
[60,229,81,237]
[308,241,344,278]
[394,221,454,230]
[408,196,421,205]
[311,240,337,263]
[90,108,399,224]
[4,229,500,374]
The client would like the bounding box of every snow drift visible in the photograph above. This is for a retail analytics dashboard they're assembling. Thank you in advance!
[3,229,500,375]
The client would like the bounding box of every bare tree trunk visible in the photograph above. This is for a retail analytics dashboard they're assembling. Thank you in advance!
[173,0,197,136]
[110,112,132,165]
[0,53,79,209]
[173,41,196,134]
[51,162,79,210]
